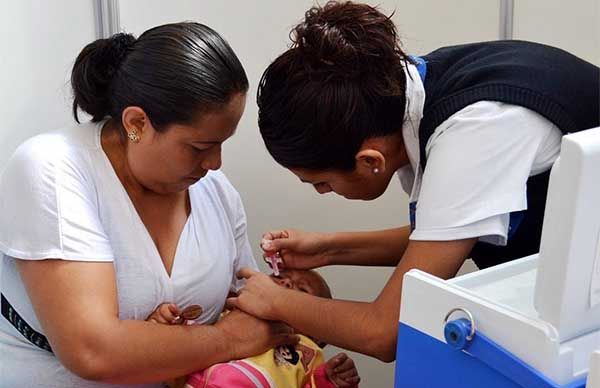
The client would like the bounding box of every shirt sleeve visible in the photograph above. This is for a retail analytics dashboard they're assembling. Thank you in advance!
[0,135,114,261]
[410,102,560,244]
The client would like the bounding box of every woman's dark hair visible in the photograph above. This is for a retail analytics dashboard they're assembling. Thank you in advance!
[257,1,412,171]
[71,22,248,129]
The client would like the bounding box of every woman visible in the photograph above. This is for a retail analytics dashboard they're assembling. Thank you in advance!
[228,1,600,362]
[0,23,296,386]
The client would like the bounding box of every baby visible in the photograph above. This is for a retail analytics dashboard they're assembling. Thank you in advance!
[148,269,360,388]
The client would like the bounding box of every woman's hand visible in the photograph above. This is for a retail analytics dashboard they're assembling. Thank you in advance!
[148,301,300,361]
[325,353,360,387]
[215,309,298,360]
[226,268,289,321]
[261,229,331,270]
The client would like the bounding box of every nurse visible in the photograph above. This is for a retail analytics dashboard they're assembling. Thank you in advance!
[0,23,296,387]
[228,1,600,361]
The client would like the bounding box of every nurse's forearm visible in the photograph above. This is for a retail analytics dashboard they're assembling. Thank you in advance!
[269,238,476,362]
[271,291,399,362]
[325,226,411,267]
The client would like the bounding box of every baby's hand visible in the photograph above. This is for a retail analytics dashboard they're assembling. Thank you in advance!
[325,353,360,387]
[146,303,183,325]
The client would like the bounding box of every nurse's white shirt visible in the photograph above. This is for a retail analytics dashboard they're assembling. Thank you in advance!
[0,121,257,387]
[399,63,563,245]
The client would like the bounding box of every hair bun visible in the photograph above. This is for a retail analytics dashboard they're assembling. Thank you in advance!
[294,6,363,74]
[101,33,137,78]
[71,32,136,122]
[294,12,359,70]
[105,32,136,69]
[291,1,403,83]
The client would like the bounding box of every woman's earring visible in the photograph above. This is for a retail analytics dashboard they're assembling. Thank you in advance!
[127,129,140,143]
[373,168,380,174]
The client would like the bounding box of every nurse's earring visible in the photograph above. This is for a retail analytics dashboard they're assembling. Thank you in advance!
[356,148,385,176]
[127,129,141,143]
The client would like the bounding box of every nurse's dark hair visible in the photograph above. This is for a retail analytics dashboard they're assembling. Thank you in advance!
[71,22,248,128]
[258,1,412,171]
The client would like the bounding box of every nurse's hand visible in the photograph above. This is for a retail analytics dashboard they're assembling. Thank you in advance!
[261,229,331,270]
[215,309,298,360]
[226,267,288,321]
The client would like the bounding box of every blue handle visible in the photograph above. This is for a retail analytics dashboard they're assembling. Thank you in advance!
[444,318,473,350]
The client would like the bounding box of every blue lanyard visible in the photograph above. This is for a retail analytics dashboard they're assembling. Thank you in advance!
[410,55,427,82]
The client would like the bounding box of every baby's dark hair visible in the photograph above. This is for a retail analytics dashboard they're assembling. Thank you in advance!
[257,1,412,171]
[71,22,248,131]
[309,270,333,299]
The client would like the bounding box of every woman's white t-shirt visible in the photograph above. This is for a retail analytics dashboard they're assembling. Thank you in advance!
[0,121,257,387]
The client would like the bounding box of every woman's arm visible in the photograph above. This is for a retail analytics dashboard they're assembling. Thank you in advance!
[231,237,476,362]
[17,259,297,384]
[262,226,411,269]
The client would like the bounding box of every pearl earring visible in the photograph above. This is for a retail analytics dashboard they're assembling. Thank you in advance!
[373,168,380,174]
[127,129,140,143]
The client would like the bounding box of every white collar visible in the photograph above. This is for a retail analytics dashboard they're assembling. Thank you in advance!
[397,62,426,198]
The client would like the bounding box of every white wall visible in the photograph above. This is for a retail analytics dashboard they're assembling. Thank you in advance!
[1,1,598,387]
[513,0,600,66]
[0,1,96,168]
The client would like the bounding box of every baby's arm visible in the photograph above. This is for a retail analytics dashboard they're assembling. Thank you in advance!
[147,303,183,324]
[311,353,360,388]
[147,303,203,325]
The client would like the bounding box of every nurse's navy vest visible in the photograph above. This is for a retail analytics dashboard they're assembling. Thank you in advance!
[416,40,600,268]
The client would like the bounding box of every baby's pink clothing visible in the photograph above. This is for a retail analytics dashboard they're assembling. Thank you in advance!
[186,361,269,388]
[185,360,338,388]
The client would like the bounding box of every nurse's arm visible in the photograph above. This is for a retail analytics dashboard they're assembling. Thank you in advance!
[16,259,294,384]
[264,226,411,268]
[253,238,476,361]
[324,226,411,266]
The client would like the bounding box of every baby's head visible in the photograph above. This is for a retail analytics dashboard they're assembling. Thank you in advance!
[270,269,332,299]
[270,269,331,348]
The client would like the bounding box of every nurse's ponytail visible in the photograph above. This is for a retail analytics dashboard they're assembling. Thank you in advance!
[71,22,248,129]
[258,1,411,171]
